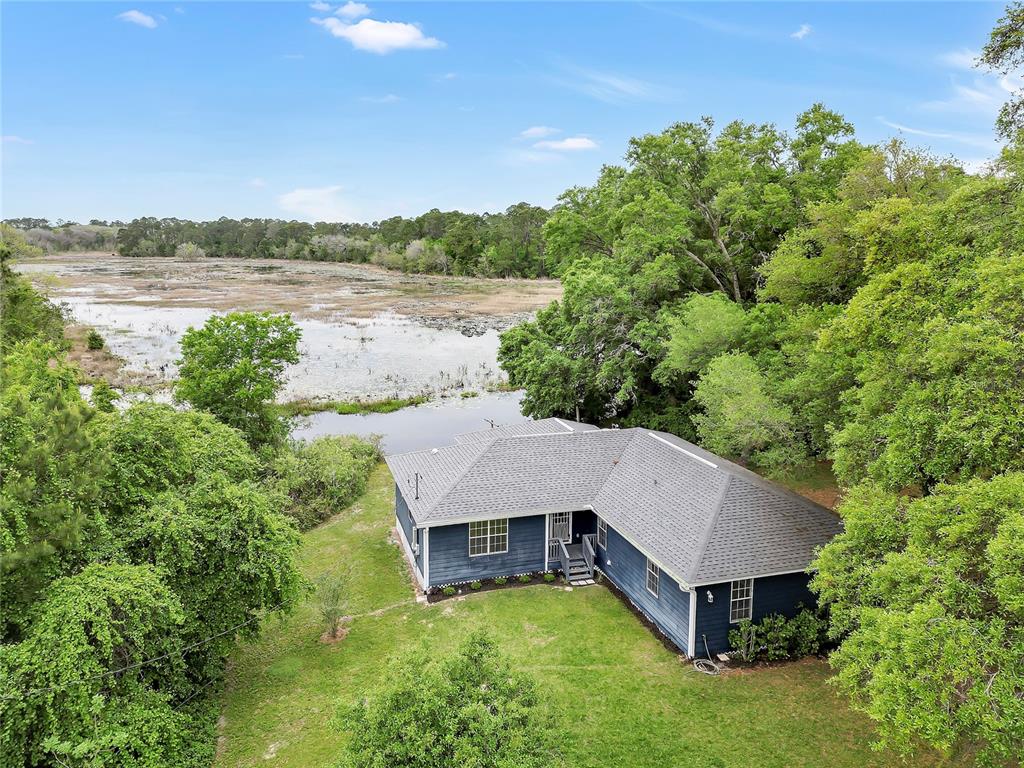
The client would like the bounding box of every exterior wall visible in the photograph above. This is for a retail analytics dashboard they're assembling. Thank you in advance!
[693,572,816,655]
[394,485,423,580]
[427,514,546,587]
[595,525,691,655]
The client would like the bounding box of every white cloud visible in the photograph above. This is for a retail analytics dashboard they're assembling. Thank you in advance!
[360,93,401,103]
[2,135,33,144]
[791,24,811,40]
[877,117,997,150]
[249,178,268,188]
[520,126,559,139]
[278,185,358,222]
[336,1,370,19]
[312,17,444,54]
[441,72,457,80]
[117,10,158,29]
[533,136,598,151]
[310,1,332,11]
[939,48,979,71]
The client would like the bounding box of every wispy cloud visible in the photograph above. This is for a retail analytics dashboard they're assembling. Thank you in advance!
[556,65,672,104]
[312,16,444,54]
[520,126,559,139]
[920,74,1021,116]
[310,1,332,11]
[2,135,33,145]
[533,136,598,151]
[117,10,158,29]
[361,93,401,104]
[791,24,812,41]
[336,1,370,19]
[278,185,357,222]
[877,117,997,150]
[249,178,267,189]
[939,48,979,71]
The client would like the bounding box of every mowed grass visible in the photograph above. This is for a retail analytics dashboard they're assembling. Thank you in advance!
[217,464,961,768]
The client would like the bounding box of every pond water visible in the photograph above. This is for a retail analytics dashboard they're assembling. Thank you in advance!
[291,391,531,453]
[17,254,559,401]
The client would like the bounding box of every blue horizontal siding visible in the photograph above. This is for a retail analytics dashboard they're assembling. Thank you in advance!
[596,526,690,655]
[694,572,816,655]
[428,515,546,587]
[394,485,423,579]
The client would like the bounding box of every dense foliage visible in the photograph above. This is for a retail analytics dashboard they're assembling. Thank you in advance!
[728,607,829,662]
[338,632,556,768]
[813,476,1024,762]
[174,311,302,449]
[498,105,867,435]
[270,436,382,531]
[0,276,306,767]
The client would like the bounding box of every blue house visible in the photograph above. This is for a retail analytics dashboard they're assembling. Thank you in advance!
[385,418,841,657]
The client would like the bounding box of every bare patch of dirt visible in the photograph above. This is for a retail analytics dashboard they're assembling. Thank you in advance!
[319,627,349,645]
[64,324,127,382]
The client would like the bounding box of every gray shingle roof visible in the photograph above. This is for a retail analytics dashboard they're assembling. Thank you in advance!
[384,423,841,587]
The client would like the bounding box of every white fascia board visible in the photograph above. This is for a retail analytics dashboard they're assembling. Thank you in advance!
[689,567,813,588]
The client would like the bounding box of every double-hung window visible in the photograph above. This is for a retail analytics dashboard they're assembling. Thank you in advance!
[468,519,508,556]
[645,558,660,597]
[597,517,608,549]
[730,578,754,623]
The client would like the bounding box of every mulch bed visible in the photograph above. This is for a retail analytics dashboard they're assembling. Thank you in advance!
[426,573,560,603]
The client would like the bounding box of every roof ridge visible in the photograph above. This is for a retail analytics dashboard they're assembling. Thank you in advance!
[684,474,732,585]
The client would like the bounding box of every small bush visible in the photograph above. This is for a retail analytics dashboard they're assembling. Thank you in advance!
[86,329,105,350]
[442,586,456,596]
[728,606,829,662]
[494,576,508,586]
[469,581,482,591]
[316,569,351,639]
[518,574,532,584]
[91,380,117,412]
[271,436,381,531]
[542,573,556,583]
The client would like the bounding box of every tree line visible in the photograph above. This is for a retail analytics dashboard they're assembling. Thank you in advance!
[498,15,1024,757]
[99,203,550,277]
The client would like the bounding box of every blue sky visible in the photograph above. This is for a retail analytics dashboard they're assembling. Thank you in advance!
[1,2,1013,223]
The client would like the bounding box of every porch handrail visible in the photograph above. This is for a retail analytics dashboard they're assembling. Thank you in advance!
[557,538,571,579]
[582,533,596,574]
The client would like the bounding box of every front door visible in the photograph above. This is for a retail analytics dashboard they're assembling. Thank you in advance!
[549,511,572,543]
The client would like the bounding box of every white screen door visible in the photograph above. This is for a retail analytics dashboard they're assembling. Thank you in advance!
[549,511,571,542]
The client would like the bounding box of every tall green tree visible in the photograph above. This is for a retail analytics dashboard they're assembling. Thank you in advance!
[982,1,1024,139]
[0,342,110,640]
[174,312,301,448]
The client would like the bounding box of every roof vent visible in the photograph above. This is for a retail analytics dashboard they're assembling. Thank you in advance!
[431,448,439,454]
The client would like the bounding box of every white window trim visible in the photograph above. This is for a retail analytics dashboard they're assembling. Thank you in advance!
[729,578,754,623]
[468,518,509,557]
[597,516,608,550]
[646,558,660,598]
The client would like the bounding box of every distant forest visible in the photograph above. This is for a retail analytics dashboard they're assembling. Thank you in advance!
[3,203,551,278]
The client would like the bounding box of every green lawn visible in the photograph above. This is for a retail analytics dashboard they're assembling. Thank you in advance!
[217,464,960,768]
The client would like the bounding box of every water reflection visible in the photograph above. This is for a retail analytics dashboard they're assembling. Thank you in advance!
[291,391,531,454]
